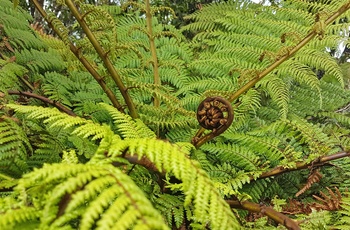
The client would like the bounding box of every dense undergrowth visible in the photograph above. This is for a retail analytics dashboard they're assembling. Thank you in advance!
[2,0,350,229]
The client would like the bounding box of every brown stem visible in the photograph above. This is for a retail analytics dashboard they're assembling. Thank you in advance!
[7,90,76,116]
[227,199,300,230]
[121,151,350,188]
[258,151,350,180]
[30,0,124,113]
[18,75,35,91]
[145,0,161,107]
[115,151,350,229]
[64,0,138,118]
[57,193,72,218]
[123,154,159,172]
[193,1,350,148]
[227,1,350,103]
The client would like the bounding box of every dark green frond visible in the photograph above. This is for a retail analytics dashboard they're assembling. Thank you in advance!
[0,117,30,178]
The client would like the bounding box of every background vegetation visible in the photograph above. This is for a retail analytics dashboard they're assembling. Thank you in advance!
[2,0,350,229]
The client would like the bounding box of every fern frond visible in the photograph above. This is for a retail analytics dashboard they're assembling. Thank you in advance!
[0,207,41,230]
[208,163,254,195]
[61,150,79,164]
[152,193,185,228]
[100,103,156,139]
[0,62,28,92]
[278,60,321,93]
[7,104,115,147]
[201,142,261,172]
[182,1,251,32]
[138,104,196,130]
[0,117,30,177]
[15,49,65,73]
[28,133,63,167]
[271,115,339,158]
[176,77,237,96]
[317,111,350,127]
[337,192,350,229]
[7,104,239,228]
[296,48,344,87]
[45,13,70,45]
[4,163,169,230]
[95,138,240,229]
[222,133,284,165]
[228,89,261,132]
[257,74,289,119]
[0,1,31,29]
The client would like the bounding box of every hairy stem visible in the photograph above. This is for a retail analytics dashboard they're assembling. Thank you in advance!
[145,0,161,107]
[227,199,300,230]
[193,1,350,148]
[64,0,138,118]
[30,0,124,113]
[7,90,76,116]
[257,151,350,180]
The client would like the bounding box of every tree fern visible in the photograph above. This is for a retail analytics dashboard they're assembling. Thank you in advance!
[3,0,350,228]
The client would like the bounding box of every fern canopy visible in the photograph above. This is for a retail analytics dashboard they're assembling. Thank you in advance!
[2,0,350,229]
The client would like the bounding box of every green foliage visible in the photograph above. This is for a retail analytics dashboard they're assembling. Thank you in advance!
[0,117,30,178]
[337,192,350,228]
[0,0,66,94]
[181,0,350,119]
[1,104,239,229]
[2,0,350,229]
[2,163,169,230]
